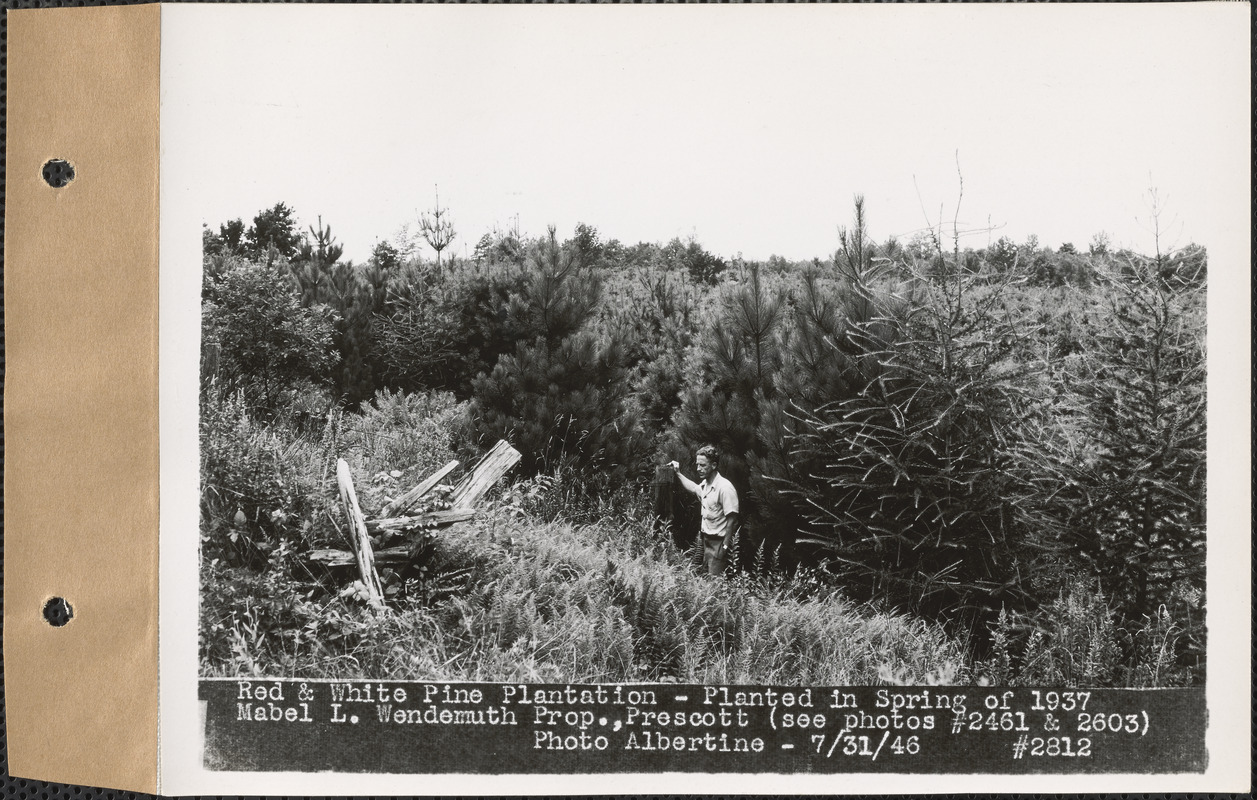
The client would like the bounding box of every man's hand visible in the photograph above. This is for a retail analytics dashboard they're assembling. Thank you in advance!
[672,461,699,498]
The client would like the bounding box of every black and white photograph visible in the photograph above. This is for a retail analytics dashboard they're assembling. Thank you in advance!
[155,3,1248,790]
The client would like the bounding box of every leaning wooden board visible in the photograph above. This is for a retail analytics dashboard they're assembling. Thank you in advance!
[318,442,521,593]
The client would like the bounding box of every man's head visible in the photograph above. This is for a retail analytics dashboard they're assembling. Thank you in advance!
[695,444,719,481]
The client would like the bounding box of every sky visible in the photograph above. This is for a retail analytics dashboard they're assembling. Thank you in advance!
[162,3,1249,264]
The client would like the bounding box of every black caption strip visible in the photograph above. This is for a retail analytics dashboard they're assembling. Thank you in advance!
[200,681,1205,774]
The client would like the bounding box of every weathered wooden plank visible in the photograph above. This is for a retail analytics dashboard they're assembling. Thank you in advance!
[653,463,676,538]
[308,546,413,569]
[367,508,476,533]
[307,549,356,568]
[449,439,522,508]
[380,459,460,518]
[337,458,385,610]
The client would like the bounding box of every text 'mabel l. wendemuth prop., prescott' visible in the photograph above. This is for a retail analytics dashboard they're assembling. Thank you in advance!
[202,679,1205,774]
[5,3,1248,795]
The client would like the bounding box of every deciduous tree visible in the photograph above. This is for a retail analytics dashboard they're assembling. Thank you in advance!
[244,202,302,263]
[201,260,338,412]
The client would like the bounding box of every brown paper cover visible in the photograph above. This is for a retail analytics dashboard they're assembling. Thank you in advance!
[4,5,161,792]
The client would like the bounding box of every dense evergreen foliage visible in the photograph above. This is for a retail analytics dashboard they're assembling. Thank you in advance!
[199,197,1207,685]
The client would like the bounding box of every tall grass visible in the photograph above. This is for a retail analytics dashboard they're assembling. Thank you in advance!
[202,495,968,683]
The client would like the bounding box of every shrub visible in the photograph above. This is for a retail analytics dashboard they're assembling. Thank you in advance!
[339,388,461,481]
[199,390,327,568]
[199,540,328,676]
[201,258,339,413]
[374,287,468,395]
[976,579,1191,687]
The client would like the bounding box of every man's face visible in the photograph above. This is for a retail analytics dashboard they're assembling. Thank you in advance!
[695,455,715,481]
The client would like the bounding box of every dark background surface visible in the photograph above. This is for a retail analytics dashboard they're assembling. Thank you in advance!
[0,1,1247,799]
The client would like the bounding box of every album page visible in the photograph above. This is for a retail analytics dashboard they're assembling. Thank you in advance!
[156,2,1245,794]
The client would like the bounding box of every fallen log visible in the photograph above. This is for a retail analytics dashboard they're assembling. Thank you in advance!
[309,546,415,569]
[450,440,522,508]
[367,508,476,533]
[336,458,385,610]
[380,459,459,518]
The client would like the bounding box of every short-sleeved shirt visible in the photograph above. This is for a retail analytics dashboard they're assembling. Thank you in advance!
[698,474,739,537]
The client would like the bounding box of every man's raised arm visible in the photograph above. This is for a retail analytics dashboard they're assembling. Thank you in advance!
[668,461,701,498]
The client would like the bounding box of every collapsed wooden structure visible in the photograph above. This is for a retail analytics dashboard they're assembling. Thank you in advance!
[309,439,521,610]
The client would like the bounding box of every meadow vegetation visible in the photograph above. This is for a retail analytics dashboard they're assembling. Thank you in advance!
[199,196,1206,686]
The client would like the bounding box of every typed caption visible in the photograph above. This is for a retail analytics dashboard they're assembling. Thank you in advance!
[202,680,1205,774]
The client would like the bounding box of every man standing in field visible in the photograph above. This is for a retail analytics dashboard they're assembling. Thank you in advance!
[670,445,739,576]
